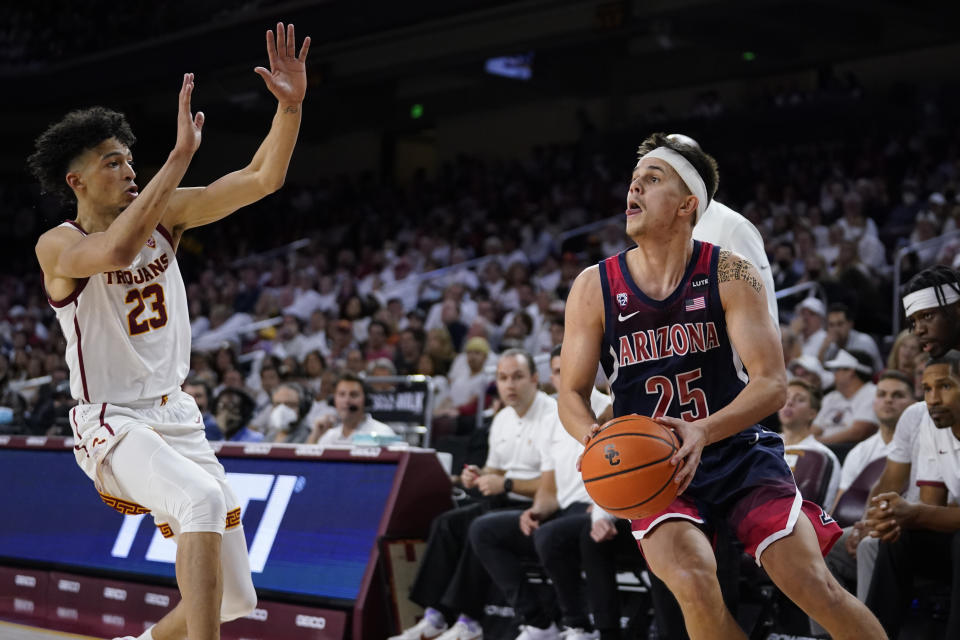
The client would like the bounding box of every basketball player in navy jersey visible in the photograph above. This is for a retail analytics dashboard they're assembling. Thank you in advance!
[557,133,885,639]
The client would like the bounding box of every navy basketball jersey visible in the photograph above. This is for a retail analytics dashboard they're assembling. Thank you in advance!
[598,240,748,425]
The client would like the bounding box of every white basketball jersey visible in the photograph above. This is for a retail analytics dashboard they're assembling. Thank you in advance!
[49,221,190,404]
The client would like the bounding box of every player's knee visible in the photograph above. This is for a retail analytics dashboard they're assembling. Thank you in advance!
[174,474,227,533]
[220,580,258,622]
[791,563,846,609]
[657,564,721,606]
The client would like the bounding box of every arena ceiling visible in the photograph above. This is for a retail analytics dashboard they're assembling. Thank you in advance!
[7,0,960,139]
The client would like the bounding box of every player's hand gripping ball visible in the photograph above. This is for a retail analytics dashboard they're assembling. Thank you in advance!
[580,414,683,519]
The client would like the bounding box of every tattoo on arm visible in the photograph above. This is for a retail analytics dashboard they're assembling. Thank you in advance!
[718,250,762,294]
[283,106,299,114]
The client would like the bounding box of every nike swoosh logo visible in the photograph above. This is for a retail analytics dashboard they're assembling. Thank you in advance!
[618,311,640,321]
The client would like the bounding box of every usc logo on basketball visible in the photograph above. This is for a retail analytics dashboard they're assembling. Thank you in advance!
[603,444,620,466]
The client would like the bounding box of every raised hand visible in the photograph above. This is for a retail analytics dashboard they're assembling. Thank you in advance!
[254,22,311,106]
[175,73,204,155]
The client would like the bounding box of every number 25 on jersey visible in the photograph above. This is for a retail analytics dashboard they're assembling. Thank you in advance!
[646,368,709,421]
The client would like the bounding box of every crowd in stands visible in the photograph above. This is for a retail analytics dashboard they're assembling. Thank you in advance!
[1,73,960,637]
[0,2,266,69]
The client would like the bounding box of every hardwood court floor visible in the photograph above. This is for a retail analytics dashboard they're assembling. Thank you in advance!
[0,621,100,640]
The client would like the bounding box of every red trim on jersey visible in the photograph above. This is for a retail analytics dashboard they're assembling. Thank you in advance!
[70,408,79,440]
[64,219,88,235]
[156,224,176,251]
[44,222,91,307]
[99,403,115,436]
[917,480,948,488]
[46,276,89,308]
[73,307,90,402]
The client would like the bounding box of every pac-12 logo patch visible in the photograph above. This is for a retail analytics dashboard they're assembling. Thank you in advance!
[616,292,628,308]
[145,237,156,248]
[603,444,621,466]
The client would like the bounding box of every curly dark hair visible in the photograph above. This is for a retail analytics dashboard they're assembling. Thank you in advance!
[27,107,136,204]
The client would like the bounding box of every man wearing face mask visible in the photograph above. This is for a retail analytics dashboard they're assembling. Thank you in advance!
[308,372,395,445]
[264,382,312,443]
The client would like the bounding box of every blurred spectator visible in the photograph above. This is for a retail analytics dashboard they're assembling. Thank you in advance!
[272,314,309,361]
[308,373,395,445]
[788,354,834,391]
[394,328,426,376]
[424,327,456,377]
[780,325,803,369]
[27,378,75,436]
[264,382,312,443]
[363,319,395,362]
[772,241,801,291]
[885,330,921,381]
[301,350,327,395]
[193,304,252,352]
[814,349,878,445]
[213,387,262,442]
[834,371,914,508]
[818,303,883,372]
[328,319,358,368]
[300,309,331,358]
[793,297,828,357]
[778,379,841,508]
[439,337,491,420]
[183,377,221,441]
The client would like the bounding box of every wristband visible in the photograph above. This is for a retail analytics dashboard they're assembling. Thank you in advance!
[503,478,514,494]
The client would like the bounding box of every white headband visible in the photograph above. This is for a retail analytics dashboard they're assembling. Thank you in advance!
[641,147,709,220]
[903,285,960,317]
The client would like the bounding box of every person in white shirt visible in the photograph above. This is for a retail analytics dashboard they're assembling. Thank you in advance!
[823,371,916,601]
[468,346,604,640]
[793,296,828,358]
[390,350,548,640]
[779,379,841,509]
[788,353,833,392]
[864,352,960,638]
[835,372,915,506]
[813,349,878,445]
[306,373,395,445]
[839,266,960,605]
[818,303,883,373]
[440,336,493,419]
[672,134,779,329]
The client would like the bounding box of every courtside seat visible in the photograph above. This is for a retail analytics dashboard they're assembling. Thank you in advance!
[784,447,837,508]
[832,457,886,528]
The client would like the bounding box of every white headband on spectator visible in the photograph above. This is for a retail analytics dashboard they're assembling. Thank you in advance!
[902,285,960,317]
[641,147,709,221]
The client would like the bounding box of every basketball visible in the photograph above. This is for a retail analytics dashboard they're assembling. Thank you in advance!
[580,414,683,519]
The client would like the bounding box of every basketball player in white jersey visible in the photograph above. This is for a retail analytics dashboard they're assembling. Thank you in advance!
[29,23,310,640]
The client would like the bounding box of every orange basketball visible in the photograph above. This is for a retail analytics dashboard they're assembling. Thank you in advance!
[580,414,683,519]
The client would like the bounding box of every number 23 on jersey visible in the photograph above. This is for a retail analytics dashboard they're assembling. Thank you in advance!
[125,284,168,336]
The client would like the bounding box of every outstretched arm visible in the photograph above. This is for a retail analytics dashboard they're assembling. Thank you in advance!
[37,74,202,288]
[163,22,311,237]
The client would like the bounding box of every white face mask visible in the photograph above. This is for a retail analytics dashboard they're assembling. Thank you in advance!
[268,404,298,432]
